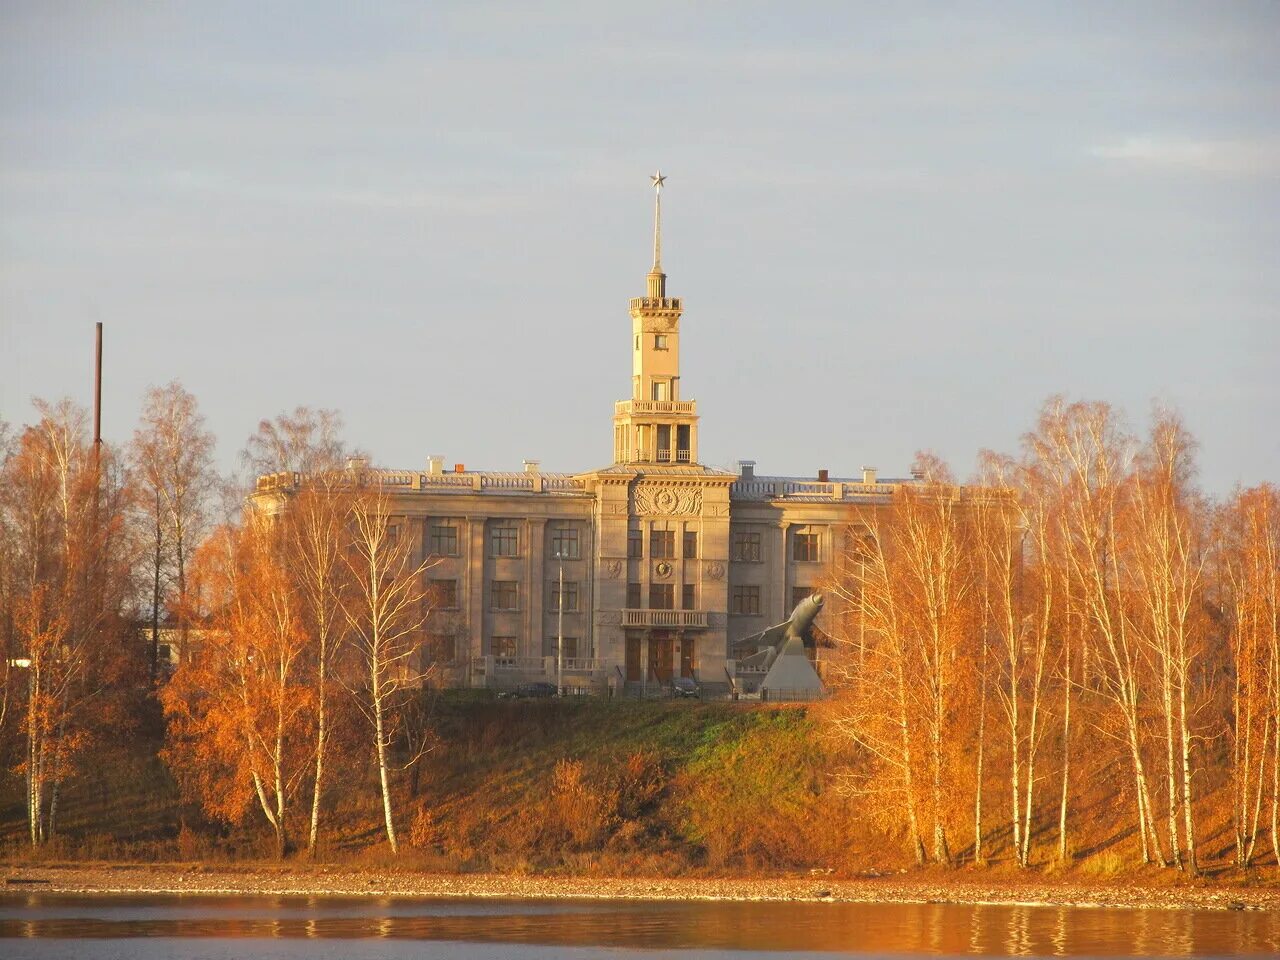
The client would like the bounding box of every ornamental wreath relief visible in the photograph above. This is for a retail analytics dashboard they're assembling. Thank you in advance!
[632,484,702,516]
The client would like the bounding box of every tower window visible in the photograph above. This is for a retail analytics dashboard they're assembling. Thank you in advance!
[650,529,675,559]
[683,530,697,559]
[654,334,668,350]
[652,381,669,401]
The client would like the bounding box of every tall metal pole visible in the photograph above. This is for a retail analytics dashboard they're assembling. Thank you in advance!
[556,552,564,696]
[93,322,103,460]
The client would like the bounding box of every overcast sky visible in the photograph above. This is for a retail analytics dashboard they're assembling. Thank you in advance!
[2,2,1277,493]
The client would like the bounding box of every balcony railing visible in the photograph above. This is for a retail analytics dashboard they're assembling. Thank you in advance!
[629,297,682,311]
[621,609,709,629]
[614,400,697,416]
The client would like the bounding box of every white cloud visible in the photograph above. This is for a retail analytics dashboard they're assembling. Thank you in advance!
[1090,136,1280,177]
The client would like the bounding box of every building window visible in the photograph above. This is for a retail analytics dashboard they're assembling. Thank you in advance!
[429,522,459,557]
[650,583,674,610]
[549,580,579,612]
[628,527,643,559]
[732,585,761,616]
[650,529,675,559]
[491,636,517,658]
[794,528,820,563]
[491,580,518,611]
[429,632,457,663]
[627,582,642,608]
[387,523,399,543]
[682,583,695,610]
[548,636,579,659]
[429,578,459,609]
[654,334,668,350]
[651,380,669,401]
[549,525,580,560]
[683,530,697,559]
[491,524,519,558]
[792,586,813,611]
[732,531,762,563]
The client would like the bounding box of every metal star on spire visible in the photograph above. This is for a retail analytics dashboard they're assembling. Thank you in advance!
[650,170,666,191]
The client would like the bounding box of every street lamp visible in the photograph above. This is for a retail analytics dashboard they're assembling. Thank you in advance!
[554,548,565,696]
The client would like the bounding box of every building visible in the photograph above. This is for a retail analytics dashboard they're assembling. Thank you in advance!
[254,175,917,695]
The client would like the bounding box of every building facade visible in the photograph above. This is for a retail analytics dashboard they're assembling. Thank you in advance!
[255,178,915,695]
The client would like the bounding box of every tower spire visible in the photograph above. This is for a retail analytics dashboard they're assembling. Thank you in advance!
[648,170,667,299]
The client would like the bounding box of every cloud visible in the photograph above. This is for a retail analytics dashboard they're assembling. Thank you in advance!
[1090,136,1280,177]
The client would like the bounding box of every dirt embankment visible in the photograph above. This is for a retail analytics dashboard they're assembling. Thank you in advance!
[3,863,1277,912]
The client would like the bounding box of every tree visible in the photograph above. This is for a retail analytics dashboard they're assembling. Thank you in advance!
[1128,410,1207,872]
[243,407,346,479]
[162,516,312,858]
[974,452,1056,868]
[1026,398,1167,866]
[130,382,217,676]
[342,477,433,854]
[0,400,137,845]
[826,454,976,866]
[1219,484,1279,867]
[244,408,351,854]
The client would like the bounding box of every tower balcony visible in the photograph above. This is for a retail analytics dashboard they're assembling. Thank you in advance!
[629,297,682,312]
[615,400,697,417]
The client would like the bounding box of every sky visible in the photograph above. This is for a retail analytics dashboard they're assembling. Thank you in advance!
[2,2,1277,494]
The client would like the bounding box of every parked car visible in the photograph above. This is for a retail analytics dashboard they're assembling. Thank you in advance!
[500,681,558,699]
[671,676,700,699]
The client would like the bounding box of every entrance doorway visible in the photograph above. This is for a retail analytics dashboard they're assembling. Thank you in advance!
[649,631,674,682]
[680,637,696,678]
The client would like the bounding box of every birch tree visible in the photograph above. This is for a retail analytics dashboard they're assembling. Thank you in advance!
[343,477,433,854]
[1026,398,1166,866]
[130,382,216,674]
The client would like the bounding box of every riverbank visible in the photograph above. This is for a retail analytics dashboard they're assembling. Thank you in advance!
[3,863,1277,911]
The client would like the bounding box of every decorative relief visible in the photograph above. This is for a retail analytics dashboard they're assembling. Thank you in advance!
[604,559,623,580]
[654,561,673,579]
[705,561,726,581]
[596,611,622,625]
[709,612,727,627]
[633,484,702,516]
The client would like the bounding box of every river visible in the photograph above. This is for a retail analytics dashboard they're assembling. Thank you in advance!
[0,893,1275,958]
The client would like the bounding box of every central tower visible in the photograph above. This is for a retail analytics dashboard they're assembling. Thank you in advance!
[612,171,701,465]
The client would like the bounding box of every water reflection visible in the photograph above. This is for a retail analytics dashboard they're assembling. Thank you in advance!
[0,893,1275,956]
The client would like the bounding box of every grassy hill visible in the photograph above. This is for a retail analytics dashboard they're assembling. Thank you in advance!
[1,693,1274,883]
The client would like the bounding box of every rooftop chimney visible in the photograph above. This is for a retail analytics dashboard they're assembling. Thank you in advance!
[454,463,466,474]
[738,460,756,481]
[523,459,541,474]
[862,466,877,485]
[817,468,829,483]
[427,455,444,476]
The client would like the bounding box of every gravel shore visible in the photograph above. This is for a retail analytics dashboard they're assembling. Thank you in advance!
[2,864,1277,911]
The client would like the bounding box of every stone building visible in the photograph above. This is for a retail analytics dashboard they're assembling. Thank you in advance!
[254,176,916,695]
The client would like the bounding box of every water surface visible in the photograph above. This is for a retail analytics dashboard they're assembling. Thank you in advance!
[0,893,1275,958]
